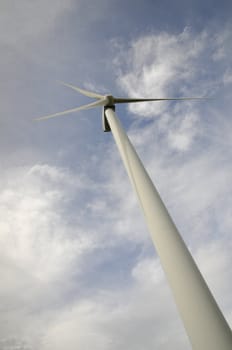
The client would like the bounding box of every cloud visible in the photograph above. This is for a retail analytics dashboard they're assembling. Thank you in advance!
[0,164,98,347]
[114,28,207,116]
[0,163,93,280]
[114,26,232,155]
[114,25,232,118]
[41,257,190,350]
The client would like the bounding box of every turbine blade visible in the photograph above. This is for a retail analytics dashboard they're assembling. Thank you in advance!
[57,81,105,99]
[35,99,106,121]
[114,97,208,104]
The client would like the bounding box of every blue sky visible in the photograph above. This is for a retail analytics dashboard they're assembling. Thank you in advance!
[1,1,232,349]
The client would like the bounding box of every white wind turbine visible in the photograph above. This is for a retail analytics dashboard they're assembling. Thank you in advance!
[37,82,232,349]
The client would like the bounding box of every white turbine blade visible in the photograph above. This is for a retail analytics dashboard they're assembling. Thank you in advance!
[35,99,106,121]
[57,81,105,99]
[113,97,208,103]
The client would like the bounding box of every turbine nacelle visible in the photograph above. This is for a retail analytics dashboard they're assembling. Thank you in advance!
[104,95,115,107]
[102,104,115,132]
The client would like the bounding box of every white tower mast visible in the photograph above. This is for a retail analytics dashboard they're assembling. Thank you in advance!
[37,82,232,349]
[104,106,232,350]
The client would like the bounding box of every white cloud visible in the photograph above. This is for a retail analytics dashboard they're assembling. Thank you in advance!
[41,257,190,350]
[115,28,208,117]
[166,109,199,151]
[114,26,232,156]
[0,164,93,282]
[0,164,97,347]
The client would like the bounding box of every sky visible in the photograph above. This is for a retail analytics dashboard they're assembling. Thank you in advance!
[0,0,232,349]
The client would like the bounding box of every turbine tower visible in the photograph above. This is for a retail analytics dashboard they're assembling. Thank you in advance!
[37,82,232,349]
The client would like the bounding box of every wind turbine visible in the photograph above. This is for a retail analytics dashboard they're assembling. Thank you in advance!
[37,82,232,349]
